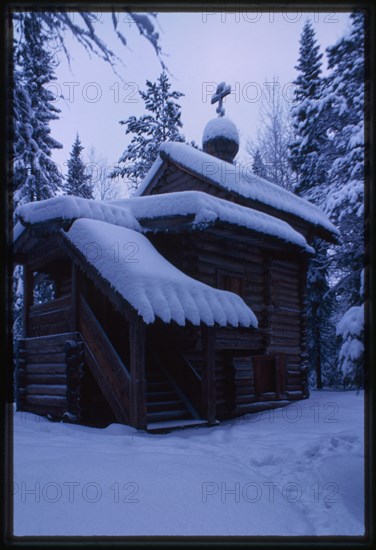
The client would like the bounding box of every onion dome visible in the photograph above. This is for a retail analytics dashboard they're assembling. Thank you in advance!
[202,117,239,163]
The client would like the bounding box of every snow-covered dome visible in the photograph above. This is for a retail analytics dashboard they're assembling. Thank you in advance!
[202,117,239,163]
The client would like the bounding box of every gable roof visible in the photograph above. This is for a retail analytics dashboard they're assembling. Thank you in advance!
[112,191,314,252]
[135,142,339,240]
[15,192,313,254]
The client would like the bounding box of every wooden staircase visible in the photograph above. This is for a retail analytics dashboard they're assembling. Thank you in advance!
[145,360,210,432]
[146,364,193,423]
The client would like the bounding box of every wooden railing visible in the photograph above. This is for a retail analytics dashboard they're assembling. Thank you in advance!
[79,296,131,424]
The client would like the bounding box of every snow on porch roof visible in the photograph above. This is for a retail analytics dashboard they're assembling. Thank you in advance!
[111,190,314,252]
[135,142,339,238]
[64,218,258,328]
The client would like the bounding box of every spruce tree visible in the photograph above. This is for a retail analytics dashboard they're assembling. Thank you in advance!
[111,72,184,190]
[289,20,328,201]
[12,13,63,345]
[13,13,63,206]
[324,12,365,310]
[64,134,93,199]
[289,20,335,389]
[323,12,365,387]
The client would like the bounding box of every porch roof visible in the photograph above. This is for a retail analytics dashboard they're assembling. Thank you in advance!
[63,218,258,328]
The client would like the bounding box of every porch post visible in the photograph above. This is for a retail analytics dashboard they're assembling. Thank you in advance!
[129,318,147,429]
[70,261,79,332]
[202,326,216,423]
[22,266,33,338]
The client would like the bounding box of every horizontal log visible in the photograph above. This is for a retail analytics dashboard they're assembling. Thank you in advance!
[286,370,302,378]
[29,322,71,338]
[17,404,66,418]
[23,333,78,350]
[271,338,301,347]
[235,395,256,404]
[272,259,300,273]
[285,391,303,399]
[267,346,302,355]
[29,296,71,315]
[26,395,67,407]
[285,384,302,392]
[26,363,67,374]
[25,352,67,364]
[26,374,67,385]
[234,379,254,387]
[26,384,67,396]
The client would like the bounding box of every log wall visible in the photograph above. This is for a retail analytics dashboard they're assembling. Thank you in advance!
[149,226,307,416]
[16,332,78,418]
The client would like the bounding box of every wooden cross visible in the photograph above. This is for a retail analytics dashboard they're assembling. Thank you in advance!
[211,82,231,117]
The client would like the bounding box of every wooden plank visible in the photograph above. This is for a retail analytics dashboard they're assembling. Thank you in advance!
[71,262,79,331]
[129,318,147,430]
[201,327,216,423]
[23,268,33,338]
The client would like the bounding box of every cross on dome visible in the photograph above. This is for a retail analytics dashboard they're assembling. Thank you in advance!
[211,82,231,117]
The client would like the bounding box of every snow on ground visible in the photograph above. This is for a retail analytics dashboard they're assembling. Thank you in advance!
[13,390,364,537]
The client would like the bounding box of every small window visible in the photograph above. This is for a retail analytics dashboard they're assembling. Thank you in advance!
[217,271,244,296]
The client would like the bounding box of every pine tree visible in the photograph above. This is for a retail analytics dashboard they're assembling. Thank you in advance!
[289,20,335,389]
[13,13,63,207]
[252,149,267,179]
[64,134,93,199]
[111,72,184,190]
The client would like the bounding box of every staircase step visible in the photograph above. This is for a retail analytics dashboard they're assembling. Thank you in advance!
[147,400,185,412]
[147,380,171,390]
[147,419,217,433]
[146,390,177,400]
[147,409,191,422]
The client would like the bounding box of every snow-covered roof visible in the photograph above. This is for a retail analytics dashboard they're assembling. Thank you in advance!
[203,117,240,144]
[15,192,313,253]
[135,142,338,237]
[64,218,258,328]
[16,195,141,232]
[111,191,314,253]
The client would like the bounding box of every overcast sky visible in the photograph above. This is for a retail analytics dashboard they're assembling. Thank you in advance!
[47,10,351,181]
